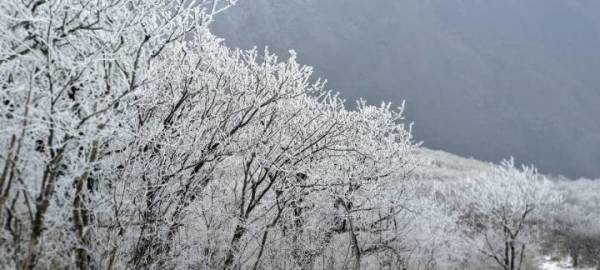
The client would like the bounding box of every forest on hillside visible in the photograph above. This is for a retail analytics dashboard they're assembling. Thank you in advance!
[0,1,598,269]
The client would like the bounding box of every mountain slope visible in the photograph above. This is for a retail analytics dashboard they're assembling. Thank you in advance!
[212,0,600,178]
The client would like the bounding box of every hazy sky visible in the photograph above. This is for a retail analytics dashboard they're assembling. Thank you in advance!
[212,0,600,178]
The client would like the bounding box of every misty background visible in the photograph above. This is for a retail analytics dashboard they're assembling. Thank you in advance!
[211,0,600,179]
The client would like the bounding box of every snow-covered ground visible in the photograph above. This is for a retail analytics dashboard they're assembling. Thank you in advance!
[539,256,595,270]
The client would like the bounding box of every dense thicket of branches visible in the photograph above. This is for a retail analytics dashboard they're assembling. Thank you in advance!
[1,1,598,269]
[0,1,418,268]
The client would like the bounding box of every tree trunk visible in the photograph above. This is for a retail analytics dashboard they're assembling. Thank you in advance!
[223,223,246,269]
[571,249,579,268]
[345,207,361,270]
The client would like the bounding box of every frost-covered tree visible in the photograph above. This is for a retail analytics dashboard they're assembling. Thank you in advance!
[2,1,579,269]
[543,179,600,268]
[0,0,238,268]
[0,0,418,269]
[261,100,418,270]
[443,160,561,270]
